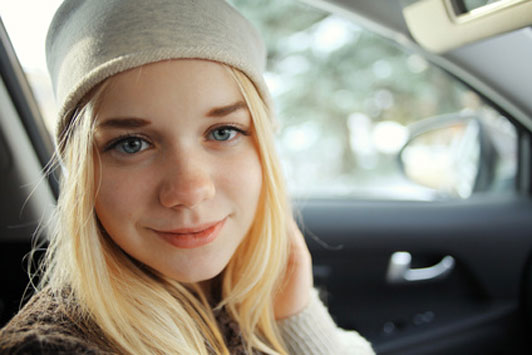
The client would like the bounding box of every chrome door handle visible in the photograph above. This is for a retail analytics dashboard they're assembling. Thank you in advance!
[386,251,455,284]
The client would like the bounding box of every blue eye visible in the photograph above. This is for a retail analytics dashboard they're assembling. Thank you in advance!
[111,137,150,154]
[209,127,239,141]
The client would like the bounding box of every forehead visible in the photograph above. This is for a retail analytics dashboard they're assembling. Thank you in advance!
[97,59,244,119]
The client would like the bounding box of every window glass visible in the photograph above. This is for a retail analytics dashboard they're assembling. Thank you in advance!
[0,0,62,131]
[230,0,517,200]
[2,0,518,201]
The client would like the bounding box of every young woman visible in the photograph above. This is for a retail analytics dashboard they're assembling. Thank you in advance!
[0,0,374,354]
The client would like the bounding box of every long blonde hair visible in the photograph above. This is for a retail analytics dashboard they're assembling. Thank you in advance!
[38,64,291,354]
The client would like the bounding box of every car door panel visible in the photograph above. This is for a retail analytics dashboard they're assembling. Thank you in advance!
[300,196,532,354]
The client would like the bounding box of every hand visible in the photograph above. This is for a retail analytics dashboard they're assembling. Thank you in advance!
[273,218,314,320]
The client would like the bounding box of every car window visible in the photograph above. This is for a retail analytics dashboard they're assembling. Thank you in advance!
[230,0,517,201]
[0,0,62,132]
[2,0,518,201]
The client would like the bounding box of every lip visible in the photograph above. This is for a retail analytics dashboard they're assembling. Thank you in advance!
[152,218,227,249]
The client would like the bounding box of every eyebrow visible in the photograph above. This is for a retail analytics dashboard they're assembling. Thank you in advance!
[206,101,247,117]
[96,101,247,129]
[97,118,151,129]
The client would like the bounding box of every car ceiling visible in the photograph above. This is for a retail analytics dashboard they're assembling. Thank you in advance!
[302,0,532,131]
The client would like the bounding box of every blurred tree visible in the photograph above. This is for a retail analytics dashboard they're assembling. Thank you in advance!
[229,0,471,195]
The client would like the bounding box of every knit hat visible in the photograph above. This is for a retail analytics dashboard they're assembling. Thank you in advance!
[46,0,269,143]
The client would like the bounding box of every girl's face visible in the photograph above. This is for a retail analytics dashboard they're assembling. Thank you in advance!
[93,60,262,283]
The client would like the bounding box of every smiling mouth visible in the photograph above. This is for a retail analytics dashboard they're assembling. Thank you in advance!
[153,218,227,249]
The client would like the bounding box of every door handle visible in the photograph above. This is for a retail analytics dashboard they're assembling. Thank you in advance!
[386,251,455,284]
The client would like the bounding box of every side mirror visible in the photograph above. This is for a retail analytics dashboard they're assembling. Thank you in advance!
[398,113,497,199]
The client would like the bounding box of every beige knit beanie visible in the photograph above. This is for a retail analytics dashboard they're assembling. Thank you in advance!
[46,0,269,143]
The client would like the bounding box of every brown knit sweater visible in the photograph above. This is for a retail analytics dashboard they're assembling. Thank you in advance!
[0,288,374,354]
[0,288,252,354]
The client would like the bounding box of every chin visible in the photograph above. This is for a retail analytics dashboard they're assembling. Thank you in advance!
[161,261,228,284]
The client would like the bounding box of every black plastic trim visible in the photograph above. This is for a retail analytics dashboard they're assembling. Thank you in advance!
[0,19,58,197]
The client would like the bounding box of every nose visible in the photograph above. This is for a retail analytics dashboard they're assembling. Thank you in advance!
[158,150,215,209]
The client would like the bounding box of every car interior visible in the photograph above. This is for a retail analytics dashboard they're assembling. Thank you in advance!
[2,0,532,354]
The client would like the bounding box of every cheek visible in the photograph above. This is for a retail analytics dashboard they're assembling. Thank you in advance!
[218,146,263,215]
[94,164,156,231]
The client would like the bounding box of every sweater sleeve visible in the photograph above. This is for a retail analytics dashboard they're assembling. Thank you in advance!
[277,290,374,355]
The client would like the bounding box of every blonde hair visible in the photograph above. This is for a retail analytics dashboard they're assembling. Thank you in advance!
[39,64,291,354]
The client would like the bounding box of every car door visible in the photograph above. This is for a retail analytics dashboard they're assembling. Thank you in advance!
[304,195,532,354]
